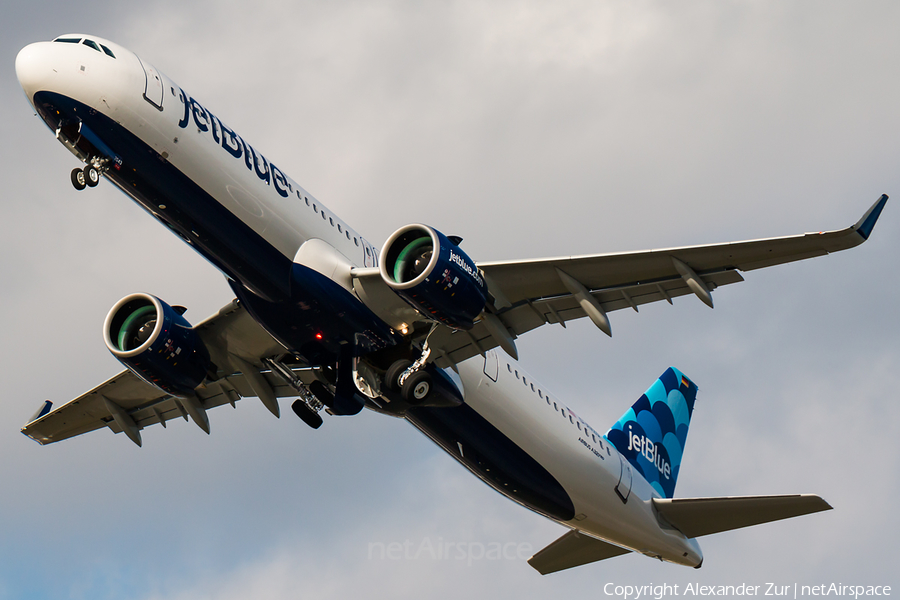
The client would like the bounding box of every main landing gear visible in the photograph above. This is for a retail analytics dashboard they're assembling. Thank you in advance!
[70,158,105,191]
[384,325,437,404]
[263,357,326,429]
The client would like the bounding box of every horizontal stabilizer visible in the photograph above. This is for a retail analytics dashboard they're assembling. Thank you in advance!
[653,494,832,538]
[528,530,631,575]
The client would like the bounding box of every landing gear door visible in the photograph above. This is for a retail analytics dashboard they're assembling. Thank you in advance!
[138,56,164,111]
[615,453,632,503]
[483,350,499,382]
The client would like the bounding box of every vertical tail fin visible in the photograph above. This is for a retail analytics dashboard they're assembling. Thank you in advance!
[606,367,697,499]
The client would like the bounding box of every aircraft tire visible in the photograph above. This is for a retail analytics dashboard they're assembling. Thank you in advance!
[291,399,323,429]
[385,359,412,392]
[84,165,100,187]
[71,168,86,190]
[402,370,432,404]
[309,380,334,409]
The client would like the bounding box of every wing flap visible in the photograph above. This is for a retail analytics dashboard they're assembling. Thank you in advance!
[528,529,631,575]
[653,494,832,539]
[425,269,744,369]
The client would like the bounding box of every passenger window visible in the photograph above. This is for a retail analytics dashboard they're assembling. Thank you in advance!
[346,231,351,240]
[569,415,574,424]
[514,370,519,379]
[305,197,310,206]
[553,402,558,410]
[530,383,535,392]
[365,247,371,256]
[577,422,582,431]
[82,39,101,52]
[322,212,327,220]
[329,217,334,226]
[354,238,359,246]
[337,224,342,232]
[522,377,527,385]
[313,204,318,213]
[538,390,542,398]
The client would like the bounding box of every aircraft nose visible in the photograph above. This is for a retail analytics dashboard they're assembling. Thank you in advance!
[16,42,55,105]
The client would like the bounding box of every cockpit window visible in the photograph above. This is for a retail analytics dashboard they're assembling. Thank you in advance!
[52,37,116,58]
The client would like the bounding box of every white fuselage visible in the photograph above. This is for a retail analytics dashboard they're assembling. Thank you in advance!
[16,35,702,567]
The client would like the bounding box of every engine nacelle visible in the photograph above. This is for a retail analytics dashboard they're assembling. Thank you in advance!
[380,224,487,330]
[103,293,212,397]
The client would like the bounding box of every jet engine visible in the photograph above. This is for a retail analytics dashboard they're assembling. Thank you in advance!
[380,224,487,330]
[103,293,212,396]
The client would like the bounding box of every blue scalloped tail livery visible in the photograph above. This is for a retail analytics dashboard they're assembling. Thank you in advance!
[607,368,697,499]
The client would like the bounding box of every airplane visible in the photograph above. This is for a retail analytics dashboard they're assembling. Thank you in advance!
[14,34,888,574]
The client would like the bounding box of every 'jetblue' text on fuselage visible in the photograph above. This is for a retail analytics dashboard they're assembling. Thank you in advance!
[176,89,292,199]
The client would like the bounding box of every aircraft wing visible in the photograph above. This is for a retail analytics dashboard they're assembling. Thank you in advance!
[21,300,309,447]
[353,195,887,367]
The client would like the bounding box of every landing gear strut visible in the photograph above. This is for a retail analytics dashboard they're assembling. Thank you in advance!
[263,357,325,429]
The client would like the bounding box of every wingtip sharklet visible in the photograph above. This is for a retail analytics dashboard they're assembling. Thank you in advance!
[25,400,53,426]
[854,194,888,240]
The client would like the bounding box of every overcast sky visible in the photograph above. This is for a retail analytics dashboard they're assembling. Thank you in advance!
[1,2,898,599]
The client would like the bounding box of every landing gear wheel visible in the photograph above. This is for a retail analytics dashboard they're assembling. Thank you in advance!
[84,165,100,187]
[401,370,433,404]
[385,359,412,392]
[291,399,323,429]
[309,380,334,409]
[70,168,86,190]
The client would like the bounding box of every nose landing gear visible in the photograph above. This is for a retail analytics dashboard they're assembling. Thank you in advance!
[70,158,106,191]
